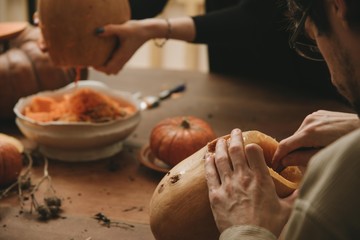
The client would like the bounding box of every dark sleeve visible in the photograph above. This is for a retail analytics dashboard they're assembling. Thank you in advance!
[129,0,169,19]
[192,0,286,45]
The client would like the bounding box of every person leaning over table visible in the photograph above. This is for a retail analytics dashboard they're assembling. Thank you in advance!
[95,0,341,97]
[204,0,360,239]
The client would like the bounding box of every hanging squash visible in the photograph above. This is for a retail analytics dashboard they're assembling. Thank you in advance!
[37,0,131,67]
[150,116,217,167]
[149,131,303,240]
[0,23,88,120]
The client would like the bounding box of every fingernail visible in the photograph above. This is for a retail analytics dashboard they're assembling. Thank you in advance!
[217,138,225,145]
[95,27,104,35]
[204,152,213,161]
[232,128,240,133]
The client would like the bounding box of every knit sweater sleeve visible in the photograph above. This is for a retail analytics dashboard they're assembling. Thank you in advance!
[281,129,360,239]
[220,225,277,240]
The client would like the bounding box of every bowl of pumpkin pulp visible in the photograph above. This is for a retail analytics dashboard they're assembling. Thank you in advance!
[14,80,141,162]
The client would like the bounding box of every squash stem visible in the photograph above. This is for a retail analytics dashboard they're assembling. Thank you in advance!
[181,119,190,129]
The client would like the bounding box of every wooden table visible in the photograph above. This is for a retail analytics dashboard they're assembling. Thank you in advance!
[0,68,353,240]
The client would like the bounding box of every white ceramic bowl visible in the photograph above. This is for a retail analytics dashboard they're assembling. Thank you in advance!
[14,80,141,162]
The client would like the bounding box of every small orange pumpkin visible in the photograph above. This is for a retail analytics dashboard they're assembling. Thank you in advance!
[0,140,23,187]
[150,116,216,167]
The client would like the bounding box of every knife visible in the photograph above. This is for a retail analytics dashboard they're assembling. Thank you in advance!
[140,83,186,110]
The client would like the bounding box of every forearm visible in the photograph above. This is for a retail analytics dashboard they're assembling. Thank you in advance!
[140,17,196,42]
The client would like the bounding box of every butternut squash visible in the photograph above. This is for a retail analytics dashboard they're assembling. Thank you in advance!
[149,130,302,240]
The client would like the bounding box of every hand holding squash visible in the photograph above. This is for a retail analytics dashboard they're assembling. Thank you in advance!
[149,130,302,240]
[37,0,130,67]
[205,129,297,237]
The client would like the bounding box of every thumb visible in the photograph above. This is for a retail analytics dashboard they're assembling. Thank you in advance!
[37,37,48,52]
[95,24,123,37]
[282,189,299,207]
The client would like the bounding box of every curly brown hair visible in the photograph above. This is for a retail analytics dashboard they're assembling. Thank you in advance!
[286,0,360,35]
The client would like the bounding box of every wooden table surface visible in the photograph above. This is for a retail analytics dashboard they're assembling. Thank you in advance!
[0,68,353,240]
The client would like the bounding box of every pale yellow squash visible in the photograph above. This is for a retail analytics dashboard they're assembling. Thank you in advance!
[149,130,302,240]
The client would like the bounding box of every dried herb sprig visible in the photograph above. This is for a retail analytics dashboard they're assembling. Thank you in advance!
[29,156,62,220]
[0,152,62,220]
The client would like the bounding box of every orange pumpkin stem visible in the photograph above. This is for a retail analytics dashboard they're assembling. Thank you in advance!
[181,119,191,129]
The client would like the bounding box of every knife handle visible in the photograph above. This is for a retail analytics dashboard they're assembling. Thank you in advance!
[158,83,186,100]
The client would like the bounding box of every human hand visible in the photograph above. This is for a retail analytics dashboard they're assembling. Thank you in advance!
[272,110,359,170]
[37,33,48,52]
[32,12,48,52]
[204,128,297,237]
[94,20,154,74]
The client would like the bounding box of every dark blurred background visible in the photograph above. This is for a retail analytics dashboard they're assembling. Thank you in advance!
[28,0,37,24]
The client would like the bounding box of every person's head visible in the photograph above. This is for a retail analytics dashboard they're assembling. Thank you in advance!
[287,0,360,114]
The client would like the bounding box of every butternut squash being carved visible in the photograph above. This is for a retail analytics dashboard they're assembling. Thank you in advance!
[149,130,302,240]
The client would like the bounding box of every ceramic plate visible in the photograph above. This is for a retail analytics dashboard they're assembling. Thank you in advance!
[138,144,171,173]
[0,22,27,40]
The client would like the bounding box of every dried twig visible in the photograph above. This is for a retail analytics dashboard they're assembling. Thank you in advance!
[93,212,135,230]
[1,152,62,220]
[30,157,61,219]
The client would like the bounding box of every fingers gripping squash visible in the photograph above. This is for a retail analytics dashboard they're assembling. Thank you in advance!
[149,130,302,240]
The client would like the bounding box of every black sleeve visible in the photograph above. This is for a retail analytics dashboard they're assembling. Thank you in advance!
[192,0,287,45]
[129,0,169,19]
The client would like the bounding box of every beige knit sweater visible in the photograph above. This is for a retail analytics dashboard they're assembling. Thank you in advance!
[220,128,360,240]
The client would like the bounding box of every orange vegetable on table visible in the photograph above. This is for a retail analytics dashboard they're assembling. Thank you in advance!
[0,135,23,187]
[150,116,216,167]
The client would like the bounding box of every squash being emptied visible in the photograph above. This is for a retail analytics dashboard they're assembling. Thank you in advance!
[37,0,130,67]
[149,130,303,240]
